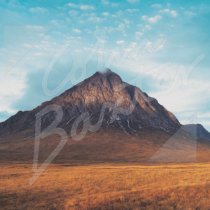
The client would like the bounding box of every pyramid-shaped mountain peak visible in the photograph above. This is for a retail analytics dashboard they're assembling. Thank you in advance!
[87,69,123,87]
[0,69,181,137]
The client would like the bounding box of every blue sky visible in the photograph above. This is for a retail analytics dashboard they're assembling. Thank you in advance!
[0,0,210,130]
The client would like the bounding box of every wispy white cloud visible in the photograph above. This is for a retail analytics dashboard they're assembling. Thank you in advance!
[127,0,139,3]
[25,25,45,31]
[151,3,162,9]
[67,2,77,8]
[116,40,125,45]
[86,13,103,23]
[160,9,178,17]
[102,12,109,16]
[72,28,81,33]
[175,110,210,129]
[101,0,109,5]
[142,15,162,24]
[126,9,140,13]
[100,0,119,7]
[151,79,210,113]
[0,70,26,114]
[135,31,144,39]
[144,38,166,52]
[29,7,48,13]
[184,10,196,18]
[67,3,95,11]
[80,5,95,11]
[68,10,78,16]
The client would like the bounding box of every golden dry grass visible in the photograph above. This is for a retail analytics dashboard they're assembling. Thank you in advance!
[1,163,210,209]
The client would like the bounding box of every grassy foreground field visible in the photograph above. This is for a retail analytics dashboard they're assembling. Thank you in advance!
[1,163,210,210]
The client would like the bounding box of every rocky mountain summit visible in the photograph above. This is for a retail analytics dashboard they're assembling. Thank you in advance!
[0,69,181,137]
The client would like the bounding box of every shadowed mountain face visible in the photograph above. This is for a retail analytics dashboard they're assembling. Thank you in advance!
[0,69,181,138]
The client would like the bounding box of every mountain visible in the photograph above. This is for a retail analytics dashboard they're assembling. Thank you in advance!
[0,69,180,138]
[0,69,210,163]
[183,124,210,140]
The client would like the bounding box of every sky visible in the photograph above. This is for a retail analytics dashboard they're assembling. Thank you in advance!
[0,0,210,130]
